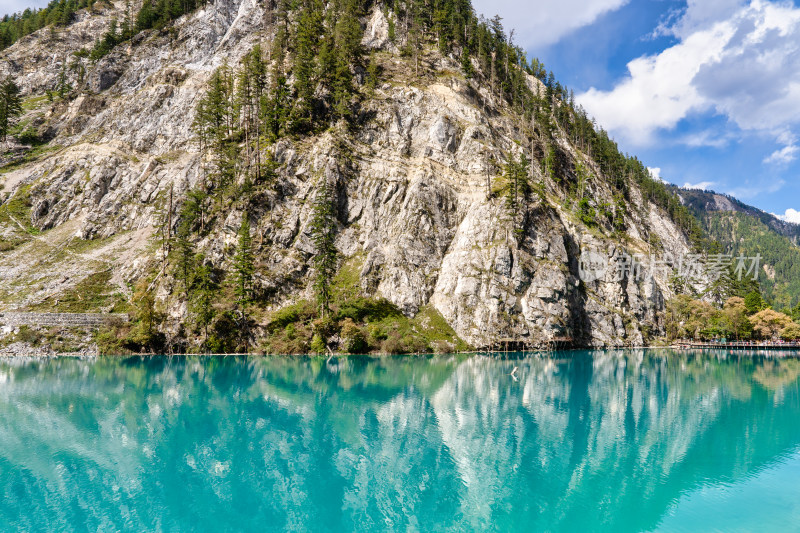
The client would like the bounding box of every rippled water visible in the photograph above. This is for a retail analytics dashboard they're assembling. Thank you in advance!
[1,350,800,532]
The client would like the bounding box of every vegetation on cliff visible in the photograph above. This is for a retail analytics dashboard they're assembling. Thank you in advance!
[0,77,22,141]
[1,0,97,50]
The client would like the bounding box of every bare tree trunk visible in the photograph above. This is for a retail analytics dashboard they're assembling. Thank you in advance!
[167,183,173,251]
[490,51,496,95]
[485,151,491,200]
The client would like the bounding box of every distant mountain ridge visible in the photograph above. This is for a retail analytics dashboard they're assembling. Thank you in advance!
[670,185,800,244]
[668,185,800,308]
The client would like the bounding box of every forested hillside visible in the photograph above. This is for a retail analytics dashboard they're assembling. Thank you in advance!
[669,187,800,309]
[704,212,800,309]
[675,186,800,242]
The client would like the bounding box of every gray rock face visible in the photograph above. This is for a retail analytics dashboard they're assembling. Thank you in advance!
[362,7,394,51]
[0,1,701,348]
[0,341,57,357]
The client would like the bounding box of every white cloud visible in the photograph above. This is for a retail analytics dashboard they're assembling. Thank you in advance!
[773,208,800,224]
[578,22,732,144]
[680,129,735,148]
[776,130,797,145]
[669,0,747,38]
[683,181,717,190]
[577,1,800,148]
[471,0,630,48]
[764,144,799,165]
[647,167,666,182]
[2,0,50,16]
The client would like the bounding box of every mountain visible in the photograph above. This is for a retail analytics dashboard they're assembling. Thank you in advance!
[0,0,713,353]
[672,186,800,243]
[671,186,800,309]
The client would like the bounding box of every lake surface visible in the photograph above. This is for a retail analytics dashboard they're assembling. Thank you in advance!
[1,350,800,532]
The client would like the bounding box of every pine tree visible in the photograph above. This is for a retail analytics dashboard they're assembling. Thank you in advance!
[365,54,380,94]
[120,0,133,38]
[310,180,337,318]
[135,0,157,30]
[290,1,322,131]
[194,66,238,193]
[408,0,424,77]
[185,187,208,232]
[0,77,22,142]
[194,67,232,146]
[128,279,165,352]
[243,45,267,181]
[330,0,363,119]
[173,209,196,299]
[317,32,336,87]
[236,63,254,179]
[90,18,122,60]
[190,254,218,351]
[460,47,474,78]
[503,152,530,228]
[387,9,396,42]
[233,214,255,351]
[233,214,254,311]
[263,49,290,141]
[69,55,86,92]
[56,58,71,98]
[543,145,557,182]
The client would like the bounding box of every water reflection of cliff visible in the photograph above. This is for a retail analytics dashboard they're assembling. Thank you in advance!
[0,351,798,532]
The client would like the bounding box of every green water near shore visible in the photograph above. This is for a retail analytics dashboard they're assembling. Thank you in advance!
[1,350,799,531]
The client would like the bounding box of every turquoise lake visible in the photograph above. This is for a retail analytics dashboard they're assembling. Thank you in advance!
[1,350,800,532]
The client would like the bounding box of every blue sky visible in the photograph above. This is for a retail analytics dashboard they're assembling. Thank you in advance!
[472,0,800,222]
[2,0,50,15]
[5,1,799,221]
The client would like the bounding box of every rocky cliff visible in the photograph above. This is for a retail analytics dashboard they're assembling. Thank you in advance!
[0,0,706,352]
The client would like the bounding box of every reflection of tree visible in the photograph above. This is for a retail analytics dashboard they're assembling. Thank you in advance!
[428,350,800,532]
[0,352,798,532]
[753,359,800,392]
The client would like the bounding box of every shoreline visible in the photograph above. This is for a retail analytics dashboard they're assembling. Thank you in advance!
[3,344,800,359]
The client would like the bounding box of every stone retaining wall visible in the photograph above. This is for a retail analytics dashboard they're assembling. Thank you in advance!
[0,312,129,328]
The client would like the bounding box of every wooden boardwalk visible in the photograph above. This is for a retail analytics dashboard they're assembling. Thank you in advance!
[674,341,800,351]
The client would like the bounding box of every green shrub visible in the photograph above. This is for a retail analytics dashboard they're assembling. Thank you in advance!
[341,318,368,354]
[578,198,596,226]
[95,327,126,354]
[381,331,405,354]
[313,316,337,338]
[17,127,42,146]
[14,325,42,346]
[204,311,238,353]
[367,324,388,346]
[310,334,326,354]
[380,331,429,355]
[264,323,312,354]
[267,300,315,332]
[336,297,402,323]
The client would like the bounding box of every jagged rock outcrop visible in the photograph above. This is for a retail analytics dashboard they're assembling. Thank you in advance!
[0,0,704,350]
